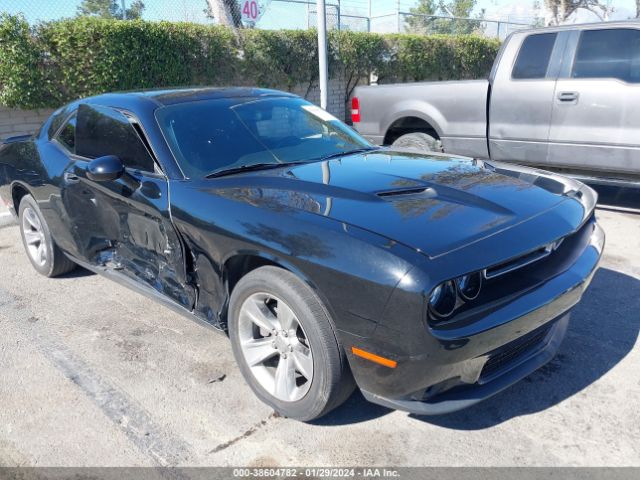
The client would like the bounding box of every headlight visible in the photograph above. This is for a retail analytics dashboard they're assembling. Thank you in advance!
[456,272,482,301]
[428,271,484,323]
[428,280,457,318]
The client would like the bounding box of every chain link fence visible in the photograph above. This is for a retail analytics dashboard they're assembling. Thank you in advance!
[2,0,205,24]
[3,0,532,38]
[372,12,531,40]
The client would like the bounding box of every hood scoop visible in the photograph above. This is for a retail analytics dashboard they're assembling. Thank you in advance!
[377,186,435,198]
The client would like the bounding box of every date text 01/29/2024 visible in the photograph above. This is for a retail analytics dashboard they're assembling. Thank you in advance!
[231,468,400,478]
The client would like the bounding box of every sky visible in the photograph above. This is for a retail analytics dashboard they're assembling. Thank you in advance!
[1,0,638,30]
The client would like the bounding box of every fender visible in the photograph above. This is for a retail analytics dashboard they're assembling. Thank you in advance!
[8,180,35,215]
[219,247,343,333]
[381,100,447,140]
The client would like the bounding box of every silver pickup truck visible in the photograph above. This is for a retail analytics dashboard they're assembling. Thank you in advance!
[352,21,640,184]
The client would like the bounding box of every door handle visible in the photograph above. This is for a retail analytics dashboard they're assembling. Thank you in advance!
[557,91,579,103]
[64,172,80,183]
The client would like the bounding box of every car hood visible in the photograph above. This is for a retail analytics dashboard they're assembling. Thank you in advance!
[207,150,594,258]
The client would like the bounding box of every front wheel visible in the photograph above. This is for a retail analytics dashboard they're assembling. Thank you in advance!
[18,194,76,277]
[228,266,355,421]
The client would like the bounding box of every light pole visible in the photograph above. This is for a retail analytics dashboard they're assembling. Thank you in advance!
[316,0,328,110]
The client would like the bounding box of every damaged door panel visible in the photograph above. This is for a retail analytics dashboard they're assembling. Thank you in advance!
[180,235,227,328]
[60,103,196,310]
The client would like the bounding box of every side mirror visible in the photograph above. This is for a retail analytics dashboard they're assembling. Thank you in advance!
[87,155,125,182]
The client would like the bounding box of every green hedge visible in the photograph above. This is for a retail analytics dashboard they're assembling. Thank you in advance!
[0,14,500,110]
[384,34,500,82]
[0,14,53,108]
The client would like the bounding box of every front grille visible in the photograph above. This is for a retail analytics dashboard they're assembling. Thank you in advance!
[480,323,553,381]
[484,239,563,280]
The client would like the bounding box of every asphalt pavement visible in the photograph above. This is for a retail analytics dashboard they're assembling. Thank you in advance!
[0,201,638,467]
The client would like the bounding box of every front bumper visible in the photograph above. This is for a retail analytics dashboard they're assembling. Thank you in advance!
[352,220,605,415]
[361,312,569,415]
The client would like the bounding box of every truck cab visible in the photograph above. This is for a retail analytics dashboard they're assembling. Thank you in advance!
[353,22,640,183]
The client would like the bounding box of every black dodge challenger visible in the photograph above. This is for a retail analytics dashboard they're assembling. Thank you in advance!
[0,88,604,421]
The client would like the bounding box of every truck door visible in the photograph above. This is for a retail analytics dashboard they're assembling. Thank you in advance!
[547,27,640,178]
[489,31,566,166]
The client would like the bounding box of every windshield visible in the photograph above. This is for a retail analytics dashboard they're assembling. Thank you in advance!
[156,96,372,178]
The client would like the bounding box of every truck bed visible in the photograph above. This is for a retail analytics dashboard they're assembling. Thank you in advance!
[353,80,490,158]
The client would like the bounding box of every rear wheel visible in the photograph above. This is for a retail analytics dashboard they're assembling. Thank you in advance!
[18,195,76,277]
[228,266,355,421]
[392,132,442,152]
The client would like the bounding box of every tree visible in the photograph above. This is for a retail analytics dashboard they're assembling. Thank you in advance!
[405,0,484,35]
[77,0,145,20]
[542,0,612,25]
[204,0,243,28]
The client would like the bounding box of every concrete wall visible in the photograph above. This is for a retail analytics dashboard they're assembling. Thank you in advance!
[0,106,55,141]
[290,74,348,121]
[0,76,350,142]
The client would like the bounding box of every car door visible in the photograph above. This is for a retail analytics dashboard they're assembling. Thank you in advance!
[60,103,196,310]
[489,31,567,166]
[52,109,114,260]
[547,27,640,177]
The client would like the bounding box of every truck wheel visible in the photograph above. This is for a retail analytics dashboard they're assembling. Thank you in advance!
[228,266,355,421]
[18,195,76,277]
[392,132,443,152]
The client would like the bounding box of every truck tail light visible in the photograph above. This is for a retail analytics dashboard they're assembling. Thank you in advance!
[351,97,361,123]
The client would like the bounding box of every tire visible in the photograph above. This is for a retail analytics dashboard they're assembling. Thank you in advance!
[228,266,355,421]
[18,195,76,277]
[392,132,443,152]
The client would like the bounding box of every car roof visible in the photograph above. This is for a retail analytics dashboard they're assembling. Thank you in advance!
[84,87,297,107]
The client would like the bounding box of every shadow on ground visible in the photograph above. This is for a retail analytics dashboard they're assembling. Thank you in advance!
[59,266,95,279]
[317,268,640,428]
[591,184,640,211]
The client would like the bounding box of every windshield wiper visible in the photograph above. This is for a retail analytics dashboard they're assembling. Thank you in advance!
[315,147,380,162]
[206,148,379,178]
[206,161,307,178]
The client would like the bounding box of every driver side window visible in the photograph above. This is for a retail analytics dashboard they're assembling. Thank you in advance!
[76,104,156,172]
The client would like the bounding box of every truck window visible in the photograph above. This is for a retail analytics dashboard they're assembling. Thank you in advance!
[572,28,640,83]
[512,33,557,79]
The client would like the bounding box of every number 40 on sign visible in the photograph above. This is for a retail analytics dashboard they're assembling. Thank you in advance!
[239,0,268,24]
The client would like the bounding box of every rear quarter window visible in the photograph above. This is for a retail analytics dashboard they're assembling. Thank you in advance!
[512,33,558,79]
[56,113,77,154]
[47,106,71,139]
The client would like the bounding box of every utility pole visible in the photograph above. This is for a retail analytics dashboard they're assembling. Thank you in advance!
[121,0,127,19]
[317,0,328,110]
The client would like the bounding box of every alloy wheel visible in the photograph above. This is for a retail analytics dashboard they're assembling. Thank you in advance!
[21,206,48,267]
[237,292,314,402]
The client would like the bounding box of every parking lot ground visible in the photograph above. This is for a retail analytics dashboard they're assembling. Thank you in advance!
[0,205,638,467]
